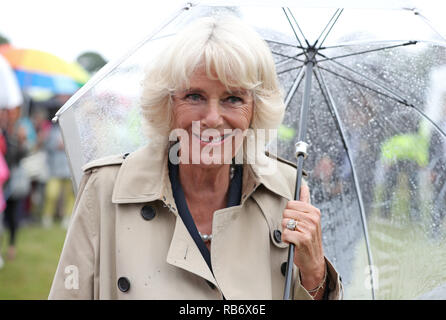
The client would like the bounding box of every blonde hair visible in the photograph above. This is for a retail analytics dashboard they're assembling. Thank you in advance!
[140,15,285,145]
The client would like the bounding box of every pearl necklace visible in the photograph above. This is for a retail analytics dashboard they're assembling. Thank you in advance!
[197,165,235,243]
[199,232,213,242]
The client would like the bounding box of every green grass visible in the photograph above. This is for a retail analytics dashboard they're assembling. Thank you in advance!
[0,224,67,299]
[345,173,446,299]
[346,215,446,299]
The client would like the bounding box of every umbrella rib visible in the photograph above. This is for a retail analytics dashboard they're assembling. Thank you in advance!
[282,7,308,59]
[317,41,417,62]
[319,39,424,50]
[276,55,305,68]
[314,8,342,47]
[277,65,303,76]
[55,6,187,118]
[318,66,446,139]
[287,8,310,47]
[276,57,297,67]
[316,8,344,49]
[271,51,305,64]
[265,39,305,50]
[317,52,410,103]
[411,9,446,43]
[277,51,307,64]
[409,105,446,139]
[284,67,305,108]
[314,68,376,299]
[317,65,407,105]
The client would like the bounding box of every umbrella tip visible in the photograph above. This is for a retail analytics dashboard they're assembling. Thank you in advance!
[52,116,58,124]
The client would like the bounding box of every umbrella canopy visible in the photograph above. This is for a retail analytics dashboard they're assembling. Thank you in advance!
[0,54,23,109]
[54,1,446,299]
[0,44,90,99]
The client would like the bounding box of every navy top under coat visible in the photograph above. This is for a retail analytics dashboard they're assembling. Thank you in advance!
[168,158,243,273]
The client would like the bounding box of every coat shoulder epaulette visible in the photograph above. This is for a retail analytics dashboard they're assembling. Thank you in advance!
[82,152,130,172]
[265,151,308,177]
[265,151,296,168]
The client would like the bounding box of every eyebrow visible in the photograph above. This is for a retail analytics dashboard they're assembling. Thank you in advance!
[181,88,205,95]
[181,87,249,96]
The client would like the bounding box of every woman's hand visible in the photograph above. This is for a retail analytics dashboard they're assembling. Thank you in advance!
[281,184,326,298]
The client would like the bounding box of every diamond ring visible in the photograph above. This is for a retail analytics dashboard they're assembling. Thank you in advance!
[286,218,297,231]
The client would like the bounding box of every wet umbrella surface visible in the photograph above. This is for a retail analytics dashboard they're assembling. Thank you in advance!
[54,1,446,299]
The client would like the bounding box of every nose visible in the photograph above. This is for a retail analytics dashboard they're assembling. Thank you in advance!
[201,98,223,128]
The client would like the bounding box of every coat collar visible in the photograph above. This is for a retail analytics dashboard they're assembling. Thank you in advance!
[112,143,171,205]
[111,143,296,205]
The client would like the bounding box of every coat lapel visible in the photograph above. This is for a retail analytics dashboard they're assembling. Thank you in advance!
[210,204,274,299]
[166,215,218,286]
[111,143,218,287]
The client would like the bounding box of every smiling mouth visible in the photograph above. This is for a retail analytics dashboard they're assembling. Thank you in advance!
[192,132,233,143]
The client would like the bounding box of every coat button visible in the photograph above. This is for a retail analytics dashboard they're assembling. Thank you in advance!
[273,229,282,243]
[281,262,287,276]
[117,277,130,292]
[141,205,156,220]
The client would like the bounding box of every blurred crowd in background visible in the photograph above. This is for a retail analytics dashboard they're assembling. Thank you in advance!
[0,33,107,270]
[0,94,74,267]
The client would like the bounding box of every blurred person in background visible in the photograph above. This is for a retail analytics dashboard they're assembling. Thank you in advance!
[16,106,38,222]
[0,53,24,264]
[0,107,10,269]
[2,104,30,260]
[312,155,343,203]
[41,123,74,229]
[24,108,51,222]
[379,132,427,220]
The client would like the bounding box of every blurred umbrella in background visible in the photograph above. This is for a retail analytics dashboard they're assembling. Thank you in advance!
[53,1,446,299]
[0,44,89,101]
[0,53,23,109]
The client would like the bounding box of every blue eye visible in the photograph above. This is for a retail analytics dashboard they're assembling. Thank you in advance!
[224,96,244,105]
[185,93,204,102]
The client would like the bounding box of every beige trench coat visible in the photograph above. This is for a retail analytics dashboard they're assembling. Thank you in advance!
[48,143,343,300]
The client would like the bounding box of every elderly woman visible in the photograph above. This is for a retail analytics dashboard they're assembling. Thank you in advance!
[49,16,342,300]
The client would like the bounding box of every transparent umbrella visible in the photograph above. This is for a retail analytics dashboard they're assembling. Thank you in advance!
[54,1,446,299]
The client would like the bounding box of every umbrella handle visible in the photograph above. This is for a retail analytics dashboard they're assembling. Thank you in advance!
[283,151,306,300]
[283,49,315,300]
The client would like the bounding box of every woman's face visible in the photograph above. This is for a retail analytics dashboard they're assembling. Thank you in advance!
[171,66,253,167]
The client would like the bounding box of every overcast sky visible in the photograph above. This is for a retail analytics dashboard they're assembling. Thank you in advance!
[0,0,185,62]
[0,0,444,64]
